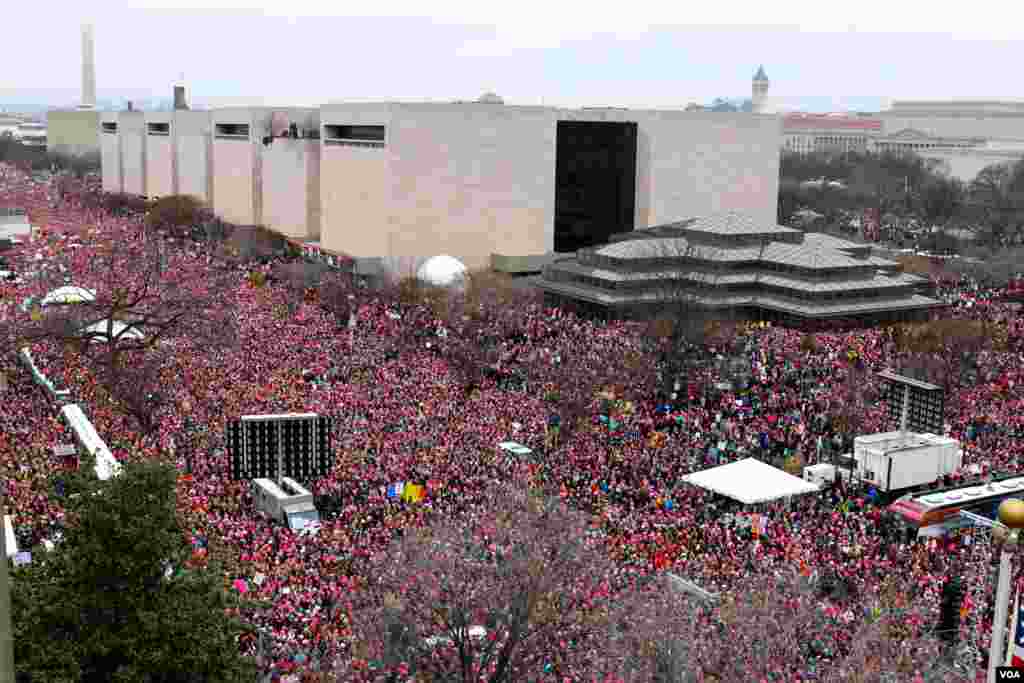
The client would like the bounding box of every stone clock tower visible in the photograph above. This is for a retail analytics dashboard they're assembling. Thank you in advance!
[752,65,770,114]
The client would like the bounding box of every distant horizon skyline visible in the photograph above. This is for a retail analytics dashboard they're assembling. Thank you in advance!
[1,90,895,115]
[9,6,1024,115]
[12,91,1024,117]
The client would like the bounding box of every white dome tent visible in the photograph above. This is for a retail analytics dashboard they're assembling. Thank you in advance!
[41,286,96,306]
[416,255,467,288]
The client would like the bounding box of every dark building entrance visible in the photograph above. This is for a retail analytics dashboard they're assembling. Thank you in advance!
[554,121,638,253]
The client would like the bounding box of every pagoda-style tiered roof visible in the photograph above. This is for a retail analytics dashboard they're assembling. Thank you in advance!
[537,212,946,321]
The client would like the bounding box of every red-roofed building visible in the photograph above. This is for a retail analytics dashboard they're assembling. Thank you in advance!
[782,113,883,155]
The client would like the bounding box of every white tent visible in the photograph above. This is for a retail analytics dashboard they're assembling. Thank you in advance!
[41,286,96,306]
[417,255,467,287]
[82,319,144,343]
[682,457,819,505]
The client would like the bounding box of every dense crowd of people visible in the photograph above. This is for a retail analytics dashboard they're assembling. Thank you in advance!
[3,163,1024,680]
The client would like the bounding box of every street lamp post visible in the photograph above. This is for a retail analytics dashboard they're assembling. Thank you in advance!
[987,498,1024,683]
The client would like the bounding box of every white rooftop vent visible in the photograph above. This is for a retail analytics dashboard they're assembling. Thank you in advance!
[417,255,467,287]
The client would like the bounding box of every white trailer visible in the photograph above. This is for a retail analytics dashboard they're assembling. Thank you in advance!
[853,431,961,493]
[802,463,851,488]
[252,477,320,535]
[0,209,31,242]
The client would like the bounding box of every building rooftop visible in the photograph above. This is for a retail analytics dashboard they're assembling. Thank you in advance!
[676,211,802,237]
[783,113,883,131]
[753,66,769,82]
[549,259,922,293]
[538,211,943,321]
[593,234,880,271]
[538,277,943,319]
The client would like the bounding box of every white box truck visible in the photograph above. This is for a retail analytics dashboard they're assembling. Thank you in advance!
[252,477,320,535]
[853,431,961,496]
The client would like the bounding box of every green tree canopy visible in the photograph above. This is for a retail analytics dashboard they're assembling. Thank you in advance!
[12,456,258,682]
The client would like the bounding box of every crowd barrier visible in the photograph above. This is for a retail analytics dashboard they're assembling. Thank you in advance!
[59,404,122,481]
[18,347,71,402]
[3,514,16,558]
[17,346,119,481]
[666,572,720,605]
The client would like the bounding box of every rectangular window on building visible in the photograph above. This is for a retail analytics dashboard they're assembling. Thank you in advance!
[102,122,117,134]
[147,122,170,136]
[323,125,386,148]
[215,123,250,139]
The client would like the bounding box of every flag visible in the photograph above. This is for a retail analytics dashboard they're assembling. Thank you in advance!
[1010,589,1024,667]
[402,484,425,503]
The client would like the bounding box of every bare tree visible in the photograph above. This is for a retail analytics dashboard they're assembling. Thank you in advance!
[947,245,1024,286]
[341,484,635,682]
[99,346,174,434]
[891,319,991,400]
[218,225,285,265]
[144,194,207,239]
[3,228,237,430]
[612,571,950,683]
[340,482,952,683]
[629,239,725,402]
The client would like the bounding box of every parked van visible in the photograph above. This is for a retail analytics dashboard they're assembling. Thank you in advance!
[252,477,320,535]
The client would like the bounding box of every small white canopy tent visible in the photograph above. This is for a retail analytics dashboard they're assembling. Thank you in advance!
[82,319,144,343]
[41,286,96,306]
[417,255,467,287]
[682,457,819,505]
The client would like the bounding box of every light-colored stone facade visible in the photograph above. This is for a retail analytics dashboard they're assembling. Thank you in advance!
[262,137,321,240]
[874,101,1024,180]
[173,111,214,203]
[46,110,101,158]
[318,104,394,260]
[118,112,146,196]
[782,114,882,155]
[260,109,320,240]
[211,107,272,226]
[144,112,174,199]
[101,102,781,268]
[320,103,780,270]
[99,112,121,193]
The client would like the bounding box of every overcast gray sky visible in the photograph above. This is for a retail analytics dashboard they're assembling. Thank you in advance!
[6,0,1024,111]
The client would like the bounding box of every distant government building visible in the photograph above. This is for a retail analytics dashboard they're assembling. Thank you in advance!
[783,101,1024,181]
[536,211,945,324]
